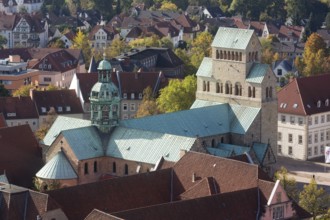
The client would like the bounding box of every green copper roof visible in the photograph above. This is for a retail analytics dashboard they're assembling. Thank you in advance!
[0,174,9,183]
[217,143,250,155]
[36,150,78,180]
[106,127,196,163]
[206,147,232,157]
[246,63,269,84]
[43,116,91,146]
[121,105,230,137]
[252,142,268,164]
[229,104,260,134]
[97,58,111,70]
[62,126,104,160]
[190,99,222,109]
[211,27,254,50]
[196,57,213,77]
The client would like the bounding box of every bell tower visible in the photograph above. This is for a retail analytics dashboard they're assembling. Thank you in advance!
[90,54,120,133]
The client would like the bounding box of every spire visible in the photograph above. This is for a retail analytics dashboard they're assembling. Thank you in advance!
[88,55,97,73]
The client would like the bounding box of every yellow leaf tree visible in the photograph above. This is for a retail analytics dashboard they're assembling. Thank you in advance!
[72,29,91,69]
[160,1,178,11]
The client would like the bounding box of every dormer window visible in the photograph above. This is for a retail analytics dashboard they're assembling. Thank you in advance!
[66,106,71,112]
[317,100,321,108]
[57,106,62,112]
[131,93,135,99]
[326,99,329,106]
[41,107,46,113]
[123,93,127,99]
[138,93,143,99]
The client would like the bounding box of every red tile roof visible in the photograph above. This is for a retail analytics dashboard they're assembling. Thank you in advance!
[0,96,38,120]
[278,74,330,115]
[278,25,303,41]
[31,89,83,116]
[179,177,217,200]
[0,125,43,188]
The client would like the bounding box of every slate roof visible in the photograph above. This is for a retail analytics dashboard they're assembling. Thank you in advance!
[246,63,270,84]
[273,59,293,72]
[278,74,330,116]
[0,125,43,188]
[36,150,78,180]
[0,96,38,120]
[31,89,83,116]
[0,182,62,220]
[211,27,254,50]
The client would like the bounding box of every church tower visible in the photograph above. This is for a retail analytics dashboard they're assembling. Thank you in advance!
[90,55,120,133]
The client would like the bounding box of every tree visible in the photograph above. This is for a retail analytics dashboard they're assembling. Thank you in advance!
[190,31,213,68]
[106,38,129,58]
[128,35,160,48]
[175,48,197,76]
[0,35,7,49]
[299,178,329,220]
[325,12,330,30]
[0,84,10,97]
[274,166,299,201]
[285,0,308,25]
[159,1,178,11]
[136,87,161,118]
[294,56,305,74]
[156,75,196,113]
[12,84,35,97]
[72,29,91,70]
[159,37,173,49]
[35,107,58,141]
[47,37,65,48]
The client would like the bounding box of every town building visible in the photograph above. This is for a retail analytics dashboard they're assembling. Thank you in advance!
[37,27,278,189]
[0,0,43,14]
[88,24,119,51]
[278,74,330,160]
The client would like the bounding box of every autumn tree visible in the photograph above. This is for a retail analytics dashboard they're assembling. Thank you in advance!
[190,31,213,69]
[175,48,197,76]
[294,56,305,74]
[0,84,10,97]
[129,35,160,48]
[136,86,161,118]
[72,29,91,69]
[274,166,299,201]
[106,38,129,58]
[35,107,58,141]
[159,1,178,11]
[299,178,330,220]
[285,0,308,25]
[12,84,35,97]
[156,75,196,113]
[47,37,65,48]
[302,33,327,76]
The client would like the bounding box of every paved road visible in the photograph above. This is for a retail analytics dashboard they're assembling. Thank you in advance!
[272,156,330,193]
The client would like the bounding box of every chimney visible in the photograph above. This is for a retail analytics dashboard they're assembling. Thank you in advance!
[192,173,196,182]
[179,149,186,158]
[29,88,34,100]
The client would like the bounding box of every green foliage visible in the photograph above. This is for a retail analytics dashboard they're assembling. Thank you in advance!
[299,178,330,220]
[274,166,299,201]
[156,75,196,113]
[47,37,65,48]
[106,38,129,58]
[136,87,161,118]
[35,107,58,141]
[128,35,161,48]
[72,29,91,70]
[175,48,197,76]
[285,0,308,25]
[159,1,178,11]
[326,12,330,30]
[0,84,10,97]
[12,84,35,97]
[33,177,61,192]
[190,31,213,69]
[0,35,8,49]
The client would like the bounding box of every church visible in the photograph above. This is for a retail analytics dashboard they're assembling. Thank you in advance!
[36,27,278,188]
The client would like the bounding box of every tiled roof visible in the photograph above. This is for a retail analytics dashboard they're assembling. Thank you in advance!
[85,209,121,220]
[211,27,254,50]
[32,89,83,116]
[246,63,269,84]
[196,57,213,77]
[0,96,38,120]
[206,147,233,157]
[88,25,117,40]
[0,125,43,188]
[36,150,78,180]
[106,127,196,163]
[179,177,217,200]
[43,116,91,146]
[0,182,63,219]
[47,169,173,220]
[190,99,222,109]
[0,13,16,30]
[75,73,98,102]
[278,25,303,40]
[0,113,7,128]
[278,74,330,116]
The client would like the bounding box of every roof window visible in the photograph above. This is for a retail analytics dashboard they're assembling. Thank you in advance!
[293,103,298,108]
[66,106,71,112]
[41,107,47,113]
[325,99,329,106]
[317,100,321,108]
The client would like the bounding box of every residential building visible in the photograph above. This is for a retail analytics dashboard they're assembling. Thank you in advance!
[272,41,304,59]
[89,24,119,51]
[47,152,311,220]
[36,27,278,190]
[0,96,39,131]
[0,125,43,188]
[0,182,68,220]
[278,25,304,43]
[272,59,295,84]
[30,89,84,127]
[277,74,330,160]
[0,0,43,14]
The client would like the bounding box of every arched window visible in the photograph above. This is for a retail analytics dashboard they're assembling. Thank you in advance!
[220,50,223,59]
[255,52,258,61]
[239,85,242,96]
[251,52,255,61]
[235,52,238,61]
[211,139,216,147]
[220,83,223,93]
[221,137,224,143]
[229,83,233,94]
[124,164,128,175]
[248,52,251,62]
[216,50,220,59]
[203,81,206,91]
[224,51,227,59]
[216,82,220,93]
[234,83,241,96]
[269,86,273,98]
[231,51,235,60]
[239,52,242,61]
[207,81,210,92]
[84,163,88,174]
[252,87,256,98]
[228,51,231,60]
[112,162,116,173]
[248,86,252,97]
[225,82,229,94]
[266,87,269,98]
[94,161,98,173]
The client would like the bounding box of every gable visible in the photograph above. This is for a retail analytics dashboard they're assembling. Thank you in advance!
[211,27,254,50]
